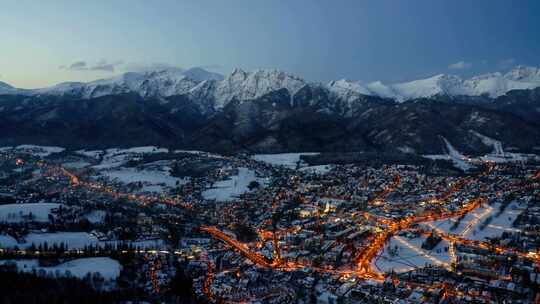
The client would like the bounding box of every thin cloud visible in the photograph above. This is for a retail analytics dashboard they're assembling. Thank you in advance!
[62,61,87,70]
[61,60,222,74]
[61,60,122,72]
[448,61,472,70]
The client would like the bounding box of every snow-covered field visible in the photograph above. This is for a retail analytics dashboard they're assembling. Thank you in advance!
[84,210,106,224]
[0,234,18,247]
[75,149,103,159]
[21,232,100,249]
[0,231,167,250]
[9,145,65,157]
[0,257,122,280]
[202,167,268,202]
[373,235,451,274]
[0,203,62,223]
[81,146,169,170]
[374,201,523,274]
[252,153,319,169]
[479,153,540,163]
[100,167,187,193]
[422,201,522,241]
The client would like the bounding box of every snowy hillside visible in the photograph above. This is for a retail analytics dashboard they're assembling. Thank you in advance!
[211,68,308,108]
[0,81,31,96]
[36,68,203,99]
[328,66,540,102]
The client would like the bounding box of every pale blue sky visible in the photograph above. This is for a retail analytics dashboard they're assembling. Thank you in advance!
[1,0,539,88]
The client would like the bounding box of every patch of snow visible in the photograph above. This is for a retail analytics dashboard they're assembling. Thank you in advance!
[470,131,504,155]
[373,235,450,274]
[252,153,319,169]
[84,210,106,224]
[299,165,332,174]
[0,235,18,247]
[12,145,65,157]
[20,232,100,249]
[75,149,104,159]
[100,167,187,193]
[202,167,268,202]
[1,257,122,280]
[423,201,522,242]
[478,153,540,163]
[0,203,63,223]
[91,146,169,170]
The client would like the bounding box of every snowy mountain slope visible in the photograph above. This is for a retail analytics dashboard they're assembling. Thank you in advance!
[0,81,31,96]
[326,79,375,104]
[328,66,540,102]
[0,81,14,92]
[35,68,202,99]
[212,68,308,108]
[504,65,540,82]
[181,67,224,82]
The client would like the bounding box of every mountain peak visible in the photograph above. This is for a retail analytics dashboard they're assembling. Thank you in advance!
[230,67,248,78]
[0,81,14,89]
[182,67,224,82]
[212,68,307,108]
[505,65,540,82]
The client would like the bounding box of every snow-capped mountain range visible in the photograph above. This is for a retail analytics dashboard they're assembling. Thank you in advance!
[328,65,540,102]
[33,67,224,100]
[2,65,540,105]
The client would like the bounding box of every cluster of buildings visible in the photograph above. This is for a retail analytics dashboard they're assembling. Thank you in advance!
[0,146,539,303]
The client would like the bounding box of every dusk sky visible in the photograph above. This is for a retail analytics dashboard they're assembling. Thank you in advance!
[2,0,540,88]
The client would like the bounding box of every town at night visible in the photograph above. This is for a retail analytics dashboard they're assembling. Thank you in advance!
[2,1,540,303]
[1,145,539,303]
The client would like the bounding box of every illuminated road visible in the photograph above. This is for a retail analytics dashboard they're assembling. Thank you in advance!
[200,226,273,268]
[199,198,487,283]
[46,164,192,209]
[200,162,495,283]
